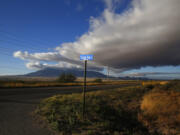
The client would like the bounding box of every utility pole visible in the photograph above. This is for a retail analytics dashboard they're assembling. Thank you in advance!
[83,60,87,119]
[107,66,109,81]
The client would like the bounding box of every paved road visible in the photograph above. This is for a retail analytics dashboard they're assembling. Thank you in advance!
[0,84,132,135]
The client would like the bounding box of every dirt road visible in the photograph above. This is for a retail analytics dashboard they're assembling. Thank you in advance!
[0,84,132,135]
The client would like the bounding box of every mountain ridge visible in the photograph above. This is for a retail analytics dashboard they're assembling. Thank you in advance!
[25,67,107,78]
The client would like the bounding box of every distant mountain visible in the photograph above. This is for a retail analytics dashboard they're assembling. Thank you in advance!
[25,68,107,78]
[118,76,149,80]
[0,67,149,80]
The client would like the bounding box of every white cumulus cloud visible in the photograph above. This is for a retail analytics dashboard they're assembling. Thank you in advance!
[14,0,180,73]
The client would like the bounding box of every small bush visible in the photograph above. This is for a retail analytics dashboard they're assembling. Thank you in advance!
[93,78,102,83]
[58,73,76,83]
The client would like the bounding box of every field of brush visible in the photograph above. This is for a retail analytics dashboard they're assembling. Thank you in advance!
[34,80,180,135]
[0,77,140,88]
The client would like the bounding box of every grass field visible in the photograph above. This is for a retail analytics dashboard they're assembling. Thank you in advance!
[0,78,141,88]
[0,76,170,88]
[34,80,180,135]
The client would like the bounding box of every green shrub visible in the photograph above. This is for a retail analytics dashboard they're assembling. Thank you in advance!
[35,88,150,135]
[58,73,76,83]
[93,78,102,83]
[152,80,180,92]
[145,84,154,89]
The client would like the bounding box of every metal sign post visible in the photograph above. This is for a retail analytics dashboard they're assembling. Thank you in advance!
[80,54,93,119]
[83,60,87,118]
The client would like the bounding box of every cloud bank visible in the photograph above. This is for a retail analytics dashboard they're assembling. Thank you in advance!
[14,0,180,72]
[125,72,180,77]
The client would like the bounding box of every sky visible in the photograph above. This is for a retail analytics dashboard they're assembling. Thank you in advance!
[0,0,180,79]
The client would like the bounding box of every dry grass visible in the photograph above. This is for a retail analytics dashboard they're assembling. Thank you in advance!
[0,79,140,88]
[0,82,81,88]
[32,80,180,134]
[142,81,169,86]
[35,86,150,135]
[139,90,180,135]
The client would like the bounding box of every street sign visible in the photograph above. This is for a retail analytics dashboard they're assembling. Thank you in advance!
[80,54,93,60]
[80,54,93,119]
